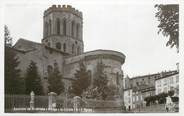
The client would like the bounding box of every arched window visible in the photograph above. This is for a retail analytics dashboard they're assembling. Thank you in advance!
[71,21,75,37]
[45,22,48,36]
[63,43,66,52]
[63,19,67,35]
[56,18,60,35]
[76,24,80,38]
[116,72,119,85]
[49,19,52,35]
[72,44,75,54]
[56,42,61,49]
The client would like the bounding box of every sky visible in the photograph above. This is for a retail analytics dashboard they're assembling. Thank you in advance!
[4,1,179,77]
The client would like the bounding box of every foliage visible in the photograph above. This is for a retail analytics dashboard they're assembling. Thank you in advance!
[71,61,91,96]
[168,90,175,96]
[144,95,158,106]
[4,25,24,94]
[144,92,174,105]
[155,4,179,49]
[48,62,64,95]
[5,47,24,94]
[171,97,179,102]
[25,61,43,95]
[4,25,12,47]
[92,61,116,100]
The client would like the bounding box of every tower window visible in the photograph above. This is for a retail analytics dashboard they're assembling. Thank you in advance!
[71,21,75,37]
[63,19,67,35]
[56,42,61,49]
[45,22,49,37]
[116,72,119,85]
[63,43,66,52]
[56,18,60,35]
[76,23,80,39]
[49,19,52,35]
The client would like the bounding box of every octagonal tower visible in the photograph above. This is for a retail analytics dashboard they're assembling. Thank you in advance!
[42,5,83,56]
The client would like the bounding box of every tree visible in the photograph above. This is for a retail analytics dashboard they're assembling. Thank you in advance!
[25,61,43,95]
[71,61,91,96]
[93,61,109,100]
[5,47,24,94]
[48,62,64,95]
[4,25,12,47]
[168,90,175,97]
[155,5,179,50]
[4,25,24,94]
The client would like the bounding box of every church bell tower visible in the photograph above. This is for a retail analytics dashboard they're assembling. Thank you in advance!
[42,5,84,56]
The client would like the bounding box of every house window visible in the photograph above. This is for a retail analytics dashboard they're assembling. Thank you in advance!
[176,75,179,82]
[164,87,167,93]
[164,79,167,85]
[170,77,174,84]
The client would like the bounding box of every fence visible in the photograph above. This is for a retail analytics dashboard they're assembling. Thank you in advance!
[5,94,123,113]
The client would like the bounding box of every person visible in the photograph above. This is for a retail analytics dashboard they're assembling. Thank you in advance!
[165,105,169,112]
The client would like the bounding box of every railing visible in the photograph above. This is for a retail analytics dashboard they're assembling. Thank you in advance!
[5,94,123,113]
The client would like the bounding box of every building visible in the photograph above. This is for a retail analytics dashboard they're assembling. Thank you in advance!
[124,88,133,110]
[155,71,179,96]
[132,85,155,109]
[12,5,126,97]
[123,71,176,109]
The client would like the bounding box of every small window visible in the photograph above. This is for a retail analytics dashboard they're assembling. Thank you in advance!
[56,42,61,49]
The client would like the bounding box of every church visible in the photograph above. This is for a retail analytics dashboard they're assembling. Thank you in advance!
[13,5,126,97]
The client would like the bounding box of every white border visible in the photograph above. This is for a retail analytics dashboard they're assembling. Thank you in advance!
[0,0,183,116]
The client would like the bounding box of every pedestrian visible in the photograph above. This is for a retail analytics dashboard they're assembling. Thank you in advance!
[165,103,169,112]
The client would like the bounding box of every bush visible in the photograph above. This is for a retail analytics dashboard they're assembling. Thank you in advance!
[171,97,179,102]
